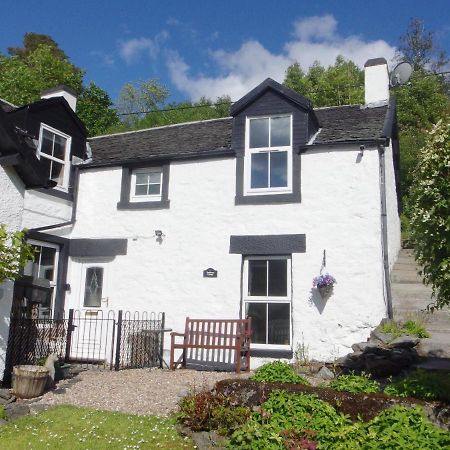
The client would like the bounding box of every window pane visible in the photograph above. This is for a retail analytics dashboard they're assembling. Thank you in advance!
[38,246,57,281]
[38,287,54,319]
[270,151,288,188]
[268,259,288,296]
[251,153,269,188]
[53,134,66,160]
[135,173,149,184]
[270,116,290,147]
[50,160,65,186]
[268,303,290,345]
[248,260,267,296]
[40,156,52,180]
[246,303,267,344]
[135,184,148,196]
[148,183,161,195]
[249,118,269,148]
[148,172,162,184]
[84,267,103,307]
[40,130,54,156]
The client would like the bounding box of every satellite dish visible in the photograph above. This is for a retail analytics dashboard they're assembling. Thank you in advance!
[390,62,413,87]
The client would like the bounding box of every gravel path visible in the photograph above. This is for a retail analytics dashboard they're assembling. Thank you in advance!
[35,368,250,417]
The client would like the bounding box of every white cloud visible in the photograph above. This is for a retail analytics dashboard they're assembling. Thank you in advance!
[89,50,115,66]
[166,14,397,101]
[119,31,169,64]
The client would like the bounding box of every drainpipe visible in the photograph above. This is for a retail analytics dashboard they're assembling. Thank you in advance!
[378,144,393,319]
[28,165,80,233]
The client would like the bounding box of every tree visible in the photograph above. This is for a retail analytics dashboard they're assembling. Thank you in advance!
[397,18,449,72]
[0,33,119,136]
[0,226,34,284]
[77,82,120,136]
[284,56,364,107]
[408,117,450,309]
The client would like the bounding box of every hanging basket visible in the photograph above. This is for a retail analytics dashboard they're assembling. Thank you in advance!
[318,285,334,299]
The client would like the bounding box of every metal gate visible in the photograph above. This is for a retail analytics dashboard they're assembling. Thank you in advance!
[3,309,165,385]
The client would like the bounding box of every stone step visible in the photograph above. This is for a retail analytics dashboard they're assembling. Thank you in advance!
[392,282,433,298]
[417,335,450,358]
[395,255,419,265]
[391,270,425,284]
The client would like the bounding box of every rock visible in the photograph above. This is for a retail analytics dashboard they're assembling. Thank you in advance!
[317,366,335,380]
[0,389,12,400]
[370,329,393,345]
[5,403,30,421]
[364,357,402,378]
[389,336,420,349]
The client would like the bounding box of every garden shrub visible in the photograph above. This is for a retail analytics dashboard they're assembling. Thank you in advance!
[384,369,450,402]
[250,361,310,384]
[327,372,380,394]
[177,390,250,435]
[228,391,450,449]
[380,320,430,338]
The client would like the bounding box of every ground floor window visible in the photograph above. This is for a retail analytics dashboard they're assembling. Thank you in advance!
[243,256,291,347]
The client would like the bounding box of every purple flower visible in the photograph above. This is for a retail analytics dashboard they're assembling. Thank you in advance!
[313,273,336,288]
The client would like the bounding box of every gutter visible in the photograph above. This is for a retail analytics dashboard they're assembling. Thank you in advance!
[378,144,393,319]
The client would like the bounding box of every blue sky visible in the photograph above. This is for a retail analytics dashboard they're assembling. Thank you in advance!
[1,0,449,104]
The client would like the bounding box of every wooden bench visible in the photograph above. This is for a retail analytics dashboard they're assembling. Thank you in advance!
[170,318,252,373]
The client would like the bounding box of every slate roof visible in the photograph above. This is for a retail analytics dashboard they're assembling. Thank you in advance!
[88,104,390,166]
[0,98,17,113]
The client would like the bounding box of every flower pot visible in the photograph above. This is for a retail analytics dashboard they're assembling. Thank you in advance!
[12,365,49,399]
[318,285,334,298]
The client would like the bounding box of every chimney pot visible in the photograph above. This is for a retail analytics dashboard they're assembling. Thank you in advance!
[364,58,389,106]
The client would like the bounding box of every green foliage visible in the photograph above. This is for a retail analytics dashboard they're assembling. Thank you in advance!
[327,372,380,394]
[380,320,430,338]
[0,405,6,421]
[384,369,450,402]
[0,225,34,283]
[250,361,310,384]
[284,56,364,107]
[178,391,250,435]
[76,82,120,136]
[408,118,450,308]
[229,391,450,449]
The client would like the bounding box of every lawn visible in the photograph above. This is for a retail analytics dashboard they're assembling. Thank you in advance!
[0,405,194,450]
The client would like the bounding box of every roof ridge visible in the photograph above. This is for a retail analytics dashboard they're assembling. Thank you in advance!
[0,98,17,108]
[90,116,233,140]
[314,104,362,110]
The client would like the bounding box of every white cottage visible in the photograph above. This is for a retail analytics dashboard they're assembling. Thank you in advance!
[0,57,400,374]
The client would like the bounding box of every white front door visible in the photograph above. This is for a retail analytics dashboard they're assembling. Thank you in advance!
[69,260,114,365]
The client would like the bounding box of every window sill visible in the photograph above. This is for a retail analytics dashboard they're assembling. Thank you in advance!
[250,348,293,359]
[33,187,73,202]
[235,191,301,205]
[117,199,170,210]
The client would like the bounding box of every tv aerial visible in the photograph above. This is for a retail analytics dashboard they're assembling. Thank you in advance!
[390,61,413,87]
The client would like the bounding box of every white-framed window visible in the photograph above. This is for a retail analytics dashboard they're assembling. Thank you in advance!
[243,256,291,348]
[130,167,163,202]
[244,115,292,195]
[37,123,71,190]
[23,240,59,319]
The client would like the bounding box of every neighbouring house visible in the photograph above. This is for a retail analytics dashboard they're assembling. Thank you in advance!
[0,57,401,376]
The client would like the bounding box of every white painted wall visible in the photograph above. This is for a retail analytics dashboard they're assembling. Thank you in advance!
[67,144,393,365]
[384,141,401,270]
[0,166,25,380]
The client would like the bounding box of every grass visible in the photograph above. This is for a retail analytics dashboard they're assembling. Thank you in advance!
[380,319,430,338]
[0,405,194,450]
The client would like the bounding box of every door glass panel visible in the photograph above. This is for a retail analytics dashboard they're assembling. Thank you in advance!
[251,153,269,188]
[248,260,267,296]
[270,116,290,147]
[268,259,287,296]
[268,303,290,344]
[249,118,269,148]
[84,267,104,307]
[246,303,267,344]
[270,151,288,187]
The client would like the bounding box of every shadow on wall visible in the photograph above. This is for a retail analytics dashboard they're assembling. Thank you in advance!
[308,288,328,314]
[0,281,14,382]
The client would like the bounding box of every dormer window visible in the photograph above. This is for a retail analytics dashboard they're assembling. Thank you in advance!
[37,124,71,190]
[245,115,292,194]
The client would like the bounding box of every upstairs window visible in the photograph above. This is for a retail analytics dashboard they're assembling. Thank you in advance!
[38,124,71,190]
[130,167,163,202]
[245,115,292,194]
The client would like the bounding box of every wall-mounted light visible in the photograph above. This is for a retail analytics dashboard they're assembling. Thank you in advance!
[154,230,164,238]
[359,144,365,157]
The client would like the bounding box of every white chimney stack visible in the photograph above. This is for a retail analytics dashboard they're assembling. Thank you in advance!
[41,85,78,112]
[364,58,389,107]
